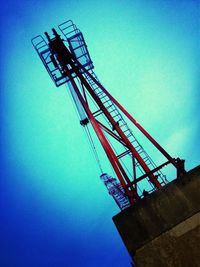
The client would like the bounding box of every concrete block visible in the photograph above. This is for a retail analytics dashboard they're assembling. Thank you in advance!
[113,165,200,266]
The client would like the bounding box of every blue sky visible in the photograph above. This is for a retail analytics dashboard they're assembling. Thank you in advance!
[0,1,199,267]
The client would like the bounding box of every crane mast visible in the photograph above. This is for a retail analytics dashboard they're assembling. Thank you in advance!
[32,20,186,208]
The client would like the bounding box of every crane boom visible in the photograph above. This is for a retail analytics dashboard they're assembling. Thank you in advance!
[31,20,186,208]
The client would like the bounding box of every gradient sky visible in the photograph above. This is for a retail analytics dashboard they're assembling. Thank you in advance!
[0,1,199,267]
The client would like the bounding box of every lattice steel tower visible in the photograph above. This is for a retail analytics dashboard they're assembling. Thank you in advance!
[32,20,186,209]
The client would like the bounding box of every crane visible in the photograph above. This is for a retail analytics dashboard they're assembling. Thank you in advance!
[31,20,186,210]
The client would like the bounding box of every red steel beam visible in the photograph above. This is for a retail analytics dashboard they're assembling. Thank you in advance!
[128,160,171,187]
[64,71,138,201]
[80,69,177,168]
[72,67,162,189]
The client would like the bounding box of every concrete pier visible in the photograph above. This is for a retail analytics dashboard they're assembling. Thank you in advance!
[113,165,200,267]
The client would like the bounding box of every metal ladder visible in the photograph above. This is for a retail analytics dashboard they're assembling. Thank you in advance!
[84,70,167,187]
[58,20,167,187]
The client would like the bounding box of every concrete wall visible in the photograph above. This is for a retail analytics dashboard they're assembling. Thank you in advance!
[134,212,200,267]
[113,165,200,267]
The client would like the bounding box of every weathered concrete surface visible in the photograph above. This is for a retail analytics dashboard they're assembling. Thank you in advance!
[113,165,200,266]
[134,212,200,267]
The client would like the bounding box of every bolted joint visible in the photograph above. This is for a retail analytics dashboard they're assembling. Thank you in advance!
[80,118,89,126]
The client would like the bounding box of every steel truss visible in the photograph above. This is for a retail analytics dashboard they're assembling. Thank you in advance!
[32,20,186,206]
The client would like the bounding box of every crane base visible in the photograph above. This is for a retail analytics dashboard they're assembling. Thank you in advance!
[113,165,200,267]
